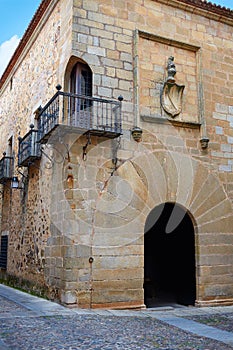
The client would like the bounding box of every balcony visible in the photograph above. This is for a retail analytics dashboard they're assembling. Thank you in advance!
[18,125,41,167]
[37,89,123,143]
[0,153,13,183]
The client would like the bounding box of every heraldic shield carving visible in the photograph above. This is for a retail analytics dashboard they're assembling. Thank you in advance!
[161,56,185,118]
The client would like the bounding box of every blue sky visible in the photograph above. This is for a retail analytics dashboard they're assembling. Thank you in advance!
[0,0,41,43]
[0,0,232,77]
[0,0,41,77]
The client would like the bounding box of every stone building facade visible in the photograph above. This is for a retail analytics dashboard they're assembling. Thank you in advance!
[0,0,232,308]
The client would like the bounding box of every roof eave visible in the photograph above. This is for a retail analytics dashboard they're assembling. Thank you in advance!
[157,0,233,23]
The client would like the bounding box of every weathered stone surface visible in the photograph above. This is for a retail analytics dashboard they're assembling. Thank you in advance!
[0,0,232,309]
[61,290,77,304]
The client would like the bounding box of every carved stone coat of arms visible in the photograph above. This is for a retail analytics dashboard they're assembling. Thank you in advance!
[161,56,185,118]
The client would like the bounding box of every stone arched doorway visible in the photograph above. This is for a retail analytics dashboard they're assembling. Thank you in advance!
[144,202,196,307]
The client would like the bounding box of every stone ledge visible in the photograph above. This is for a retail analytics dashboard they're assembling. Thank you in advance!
[141,115,201,129]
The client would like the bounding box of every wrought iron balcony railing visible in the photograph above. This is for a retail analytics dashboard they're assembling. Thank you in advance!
[37,89,122,143]
[0,153,13,183]
[18,125,41,167]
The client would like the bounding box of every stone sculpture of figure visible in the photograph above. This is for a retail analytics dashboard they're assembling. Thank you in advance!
[166,56,176,83]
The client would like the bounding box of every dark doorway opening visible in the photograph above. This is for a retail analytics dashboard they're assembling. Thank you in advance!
[144,203,196,307]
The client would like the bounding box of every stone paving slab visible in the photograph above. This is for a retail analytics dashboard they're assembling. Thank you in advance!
[154,315,233,346]
[186,313,233,333]
[0,284,77,317]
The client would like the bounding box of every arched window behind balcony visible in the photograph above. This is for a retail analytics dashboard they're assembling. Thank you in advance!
[70,62,92,110]
[67,62,93,129]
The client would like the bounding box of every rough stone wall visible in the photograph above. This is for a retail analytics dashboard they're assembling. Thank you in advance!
[0,1,62,288]
[7,164,50,283]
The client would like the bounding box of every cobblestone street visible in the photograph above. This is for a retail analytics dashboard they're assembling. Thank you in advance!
[0,284,233,349]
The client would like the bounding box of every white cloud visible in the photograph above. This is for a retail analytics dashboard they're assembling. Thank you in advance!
[0,35,20,78]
